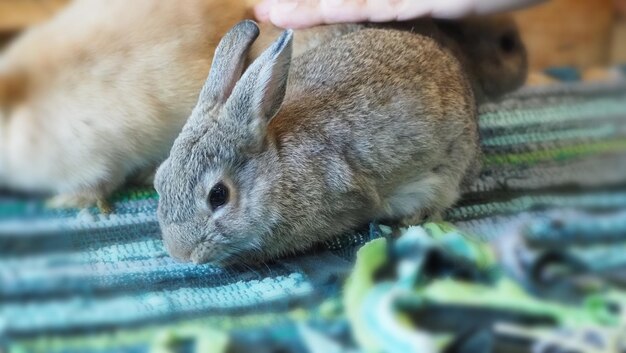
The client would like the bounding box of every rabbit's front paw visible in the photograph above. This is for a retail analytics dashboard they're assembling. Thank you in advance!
[399,210,443,227]
[47,192,113,214]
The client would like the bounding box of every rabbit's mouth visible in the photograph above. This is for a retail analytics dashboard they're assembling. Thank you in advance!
[188,237,259,265]
[161,220,262,265]
[189,241,227,264]
[160,223,216,263]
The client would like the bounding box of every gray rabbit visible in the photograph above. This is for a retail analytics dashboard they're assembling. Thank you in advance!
[155,20,480,264]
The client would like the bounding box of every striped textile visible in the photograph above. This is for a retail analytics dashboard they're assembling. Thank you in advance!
[1,74,626,353]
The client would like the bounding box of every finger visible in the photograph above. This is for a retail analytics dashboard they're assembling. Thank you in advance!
[318,0,369,25]
[267,0,439,28]
[269,0,325,29]
[264,0,546,29]
[254,0,274,22]
[380,0,435,21]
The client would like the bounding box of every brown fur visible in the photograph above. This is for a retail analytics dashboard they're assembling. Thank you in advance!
[0,0,247,206]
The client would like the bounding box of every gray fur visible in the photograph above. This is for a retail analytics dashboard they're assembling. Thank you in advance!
[155,21,480,264]
[195,20,260,117]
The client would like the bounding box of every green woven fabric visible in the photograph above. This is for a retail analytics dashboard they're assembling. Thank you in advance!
[2,78,626,353]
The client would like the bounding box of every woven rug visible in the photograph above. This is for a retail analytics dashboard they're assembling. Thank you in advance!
[1,70,626,353]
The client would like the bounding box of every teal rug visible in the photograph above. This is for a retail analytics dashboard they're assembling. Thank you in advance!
[2,72,626,353]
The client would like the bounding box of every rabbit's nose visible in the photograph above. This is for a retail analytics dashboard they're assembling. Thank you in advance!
[160,224,195,262]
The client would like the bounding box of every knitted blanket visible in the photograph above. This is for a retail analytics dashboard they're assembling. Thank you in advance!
[2,71,626,353]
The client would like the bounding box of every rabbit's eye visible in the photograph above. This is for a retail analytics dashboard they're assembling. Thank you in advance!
[499,32,517,54]
[208,182,229,211]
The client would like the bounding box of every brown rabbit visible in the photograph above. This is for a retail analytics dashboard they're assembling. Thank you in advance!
[0,0,247,209]
[155,21,480,264]
[432,15,528,102]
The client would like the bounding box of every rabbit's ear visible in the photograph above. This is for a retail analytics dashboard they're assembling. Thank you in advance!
[227,29,293,127]
[198,20,260,106]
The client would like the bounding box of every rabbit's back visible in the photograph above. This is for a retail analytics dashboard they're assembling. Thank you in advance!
[258,28,479,246]
[272,29,478,193]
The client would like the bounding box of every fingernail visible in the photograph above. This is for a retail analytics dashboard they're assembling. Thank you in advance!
[275,0,301,12]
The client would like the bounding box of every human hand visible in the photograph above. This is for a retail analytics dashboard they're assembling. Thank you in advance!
[254,0,546,29]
